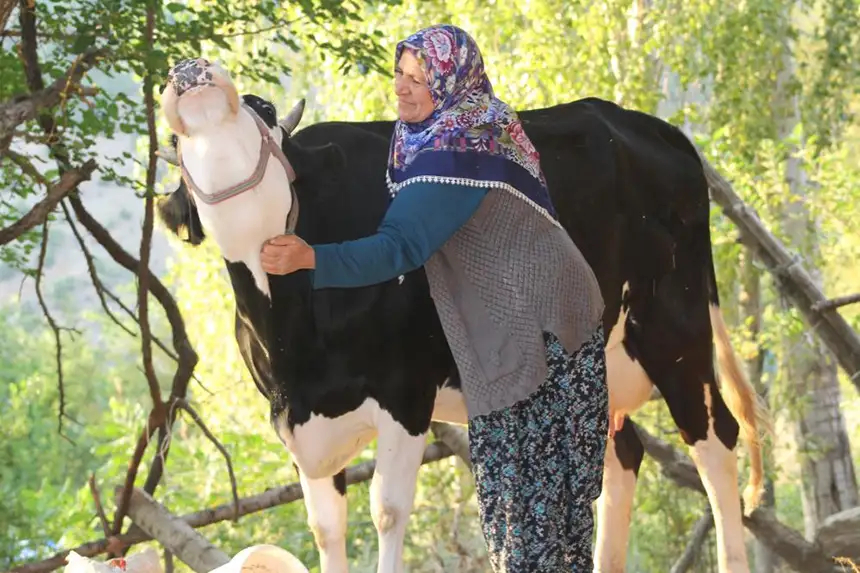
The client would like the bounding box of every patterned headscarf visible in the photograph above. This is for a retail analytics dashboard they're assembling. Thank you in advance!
[387,24,558,222]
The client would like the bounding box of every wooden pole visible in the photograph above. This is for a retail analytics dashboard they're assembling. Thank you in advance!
[117,488,230,573]
[700,154,860,390]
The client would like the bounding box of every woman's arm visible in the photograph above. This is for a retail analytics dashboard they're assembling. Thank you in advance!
[310,181,487,288]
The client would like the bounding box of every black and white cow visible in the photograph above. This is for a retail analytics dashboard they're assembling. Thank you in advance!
[157,61,766,573]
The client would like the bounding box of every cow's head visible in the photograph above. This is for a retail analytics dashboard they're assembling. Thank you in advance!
[161,58,241,138]
[156,90,307,245]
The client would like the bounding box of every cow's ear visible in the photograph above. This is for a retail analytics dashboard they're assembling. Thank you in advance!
[157,180,206,245]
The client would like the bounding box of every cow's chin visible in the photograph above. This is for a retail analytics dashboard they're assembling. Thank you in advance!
[175,86,237,137]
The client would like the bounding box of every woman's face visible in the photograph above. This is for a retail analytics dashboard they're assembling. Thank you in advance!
[394,50,434,123]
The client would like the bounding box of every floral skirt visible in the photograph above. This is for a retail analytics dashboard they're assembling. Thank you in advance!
[468,327,609,572]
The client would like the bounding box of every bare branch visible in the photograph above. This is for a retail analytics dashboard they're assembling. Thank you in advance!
[176,399,240,522]
[67,194,199,491]
[430,422,471,469]
[33,220,74,441]
[213,18,302,40]
[812,293,860,313]
[834,557,860,572]
[59,201,188,363]
[5,148,48,185]
[699,153,860,388]
[61,199,194,365]
[111,413,164,535]
[630,420,840,572]
[19,0,195,523]
[60,200,136,336]
[0,0,16,35]
[18,1,45,93]
[119,488,229,573]
[7,442,455,573]
[88,474,111,538]
[0,159,97,245]
[669,507,714,573]
[137,0,162,409]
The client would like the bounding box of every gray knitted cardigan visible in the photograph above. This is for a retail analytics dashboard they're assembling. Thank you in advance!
[418,185,605,419]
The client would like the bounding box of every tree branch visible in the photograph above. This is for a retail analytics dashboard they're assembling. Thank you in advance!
[6,442,455,573]
[430,422,471,469]
[88,474,111,538]
[62,196,201,369]
[0,46,107,143]
[33,219,79,441]
[699,152,860,388]
[67,194,199,482]
[630,421,841,572]
[669,507,714,573]
[111,412,164,535]
[119,488,229,573]
[5,148,48,184]
[176,399,239,522]
[812,294,860,313]
[0,160,97,245]
[0,0,16,34]
[137,0,162,414]
[60,200,136,336]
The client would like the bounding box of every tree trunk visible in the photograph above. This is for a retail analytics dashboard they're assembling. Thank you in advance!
[741,255,780,573]
[775,21,859,540]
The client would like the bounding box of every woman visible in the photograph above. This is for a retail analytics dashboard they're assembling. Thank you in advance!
[261,24,608,571]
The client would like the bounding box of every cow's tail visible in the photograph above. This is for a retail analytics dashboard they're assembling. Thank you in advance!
[709,304,769,513]
[693,149,770,513]
[706,243,771,513]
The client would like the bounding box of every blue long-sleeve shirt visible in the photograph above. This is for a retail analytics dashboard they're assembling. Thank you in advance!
[311,182,488,289]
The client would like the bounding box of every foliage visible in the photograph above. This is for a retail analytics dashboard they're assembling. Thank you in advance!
[0,0,392,269]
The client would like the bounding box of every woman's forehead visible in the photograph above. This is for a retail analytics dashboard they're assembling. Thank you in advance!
[398,49,425,71]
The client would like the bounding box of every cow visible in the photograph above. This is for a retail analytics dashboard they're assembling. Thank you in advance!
[156,60,766,573]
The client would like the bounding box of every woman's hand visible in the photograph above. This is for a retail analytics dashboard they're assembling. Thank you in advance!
[260,234,315,275]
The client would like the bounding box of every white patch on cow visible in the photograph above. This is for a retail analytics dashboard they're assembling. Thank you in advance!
[278,399,429,573]
[297,470,348,573]
[274,400,378,480]
[605,282,654,435]
[431,385,468,425]
[690,383,750,573]
[175,86,292,299]
[371,410,427,573]
[594,437,637,573]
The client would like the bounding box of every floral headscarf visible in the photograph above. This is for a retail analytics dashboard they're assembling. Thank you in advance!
[387,24,558,222]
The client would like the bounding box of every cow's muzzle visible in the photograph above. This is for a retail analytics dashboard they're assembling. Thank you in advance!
[161,57,240,137]
[168,58,215,96]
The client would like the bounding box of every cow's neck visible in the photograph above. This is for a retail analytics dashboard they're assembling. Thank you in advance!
[179,111,264,195]
[179,110,293,299]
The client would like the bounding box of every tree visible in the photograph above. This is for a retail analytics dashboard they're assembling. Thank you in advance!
[0,0,393,568]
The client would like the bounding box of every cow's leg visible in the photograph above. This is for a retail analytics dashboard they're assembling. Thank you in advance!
[594,420,644,573]
[594,310,654,572]
[298,469,349,573]
[658,375,748,573]
[370,410,427,573]
[687,383,748,573]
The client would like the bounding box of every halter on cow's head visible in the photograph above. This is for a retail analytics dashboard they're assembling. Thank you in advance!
[156,58,307,298]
